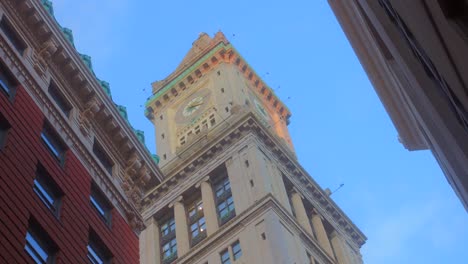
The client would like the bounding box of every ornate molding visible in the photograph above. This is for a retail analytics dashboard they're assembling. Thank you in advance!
[145,33,291,124]
[142,112,366,247]
[78,95,101,135]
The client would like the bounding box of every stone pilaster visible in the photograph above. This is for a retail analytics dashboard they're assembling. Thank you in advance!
[139,217,161,264]
[172,196,190,256]
[330,231,351,264]
[311,210,334,258]
[290,191,313,235]
[197,176,219,236]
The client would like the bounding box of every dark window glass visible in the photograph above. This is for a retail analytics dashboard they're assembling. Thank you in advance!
[90,184,112,226]
[160,216,177,264]
[215,178,231,198]
[93,140,113,175]
[160,218,176,237]
[161,238,177,263]
[0,113,10,149]
[24,218,57,264]
[188,198,206,246]
[215,176,235,224]
[87,230,112,264]
[0,62,17,99]
[41,122,66,165]
[48,82,72,116]
[232,241,242,260]
[34,164,63,217]
[0,17,26,54]
[220,249,230,264]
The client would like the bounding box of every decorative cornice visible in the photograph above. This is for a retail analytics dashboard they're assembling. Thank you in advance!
[145,32,291,124]
[142,111,366,247]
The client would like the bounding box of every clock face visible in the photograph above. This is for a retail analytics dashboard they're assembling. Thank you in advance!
[175,89,212,124]
[183,96,204,117]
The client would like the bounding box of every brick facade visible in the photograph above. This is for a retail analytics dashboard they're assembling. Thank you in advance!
[0,86,139,263]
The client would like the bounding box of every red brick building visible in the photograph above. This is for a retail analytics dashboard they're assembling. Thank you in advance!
[0,0,163,263]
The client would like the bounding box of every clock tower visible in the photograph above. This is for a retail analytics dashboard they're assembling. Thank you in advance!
[141,32,366,264]
[145,32,294,170]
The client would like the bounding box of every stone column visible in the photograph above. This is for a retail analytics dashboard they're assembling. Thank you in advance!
[172,196,190,256]
[197,177,219,236]
[290,190,313,235]
[139,217,161,264]
[330,231,351,264]
[311,210,334,258]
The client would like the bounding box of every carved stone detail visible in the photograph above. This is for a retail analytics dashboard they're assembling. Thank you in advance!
[78,96,101,135]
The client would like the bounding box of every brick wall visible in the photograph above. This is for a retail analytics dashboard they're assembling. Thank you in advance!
[0,85,139,263]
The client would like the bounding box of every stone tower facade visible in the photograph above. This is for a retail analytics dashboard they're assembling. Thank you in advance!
[141,32,366,264]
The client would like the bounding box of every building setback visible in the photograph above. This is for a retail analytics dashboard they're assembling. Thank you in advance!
[328,0,468,209]
[0,0,163,263]
[142,32,366,264]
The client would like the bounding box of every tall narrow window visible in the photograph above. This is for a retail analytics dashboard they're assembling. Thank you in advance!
[0,17,26,54]
[188,197,206,246]
[160,217,177,264]
[24,218,57,264]
[90,184,112,226]
[219,241,242,264]
[41,122,66,165]
[87,230,112,264]
[231,240,242,260]
[0,62,18,100]
[220,248,231,264]
[34,164,63,217]
[48,82,72,116]
[0,113,10,150]
[215,174,235,225]
[93,140,113,175]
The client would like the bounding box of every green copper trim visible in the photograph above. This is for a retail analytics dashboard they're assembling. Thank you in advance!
[41,0,54,16]
[61,27,74,47]
[134,129,145,144]
[79,53,95,76]
[145,42,228,107]
[152,154,160,165]
[116,104,128,121]
[144,42,290,113]
[98,79,112,98]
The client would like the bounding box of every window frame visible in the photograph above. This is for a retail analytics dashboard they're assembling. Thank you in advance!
[0,61,18,100]
[92,140,114,176]
[41,122,67,165]
[220,248,231,264]
[24,219,57,264]
[160,216,177,264]
[0,16,27,55]
[34,164,63,218]
[214,176,235,225]
[187,198,206,246]
[90,184,112,226]
[0,113,10,150]
[231,240,242,261]
[87,230,112,264]
[48,81,72,117]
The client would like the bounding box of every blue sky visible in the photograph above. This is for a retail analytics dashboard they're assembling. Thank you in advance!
[52,1,468,263]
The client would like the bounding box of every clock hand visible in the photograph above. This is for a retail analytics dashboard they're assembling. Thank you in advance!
[189,102,204,108]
